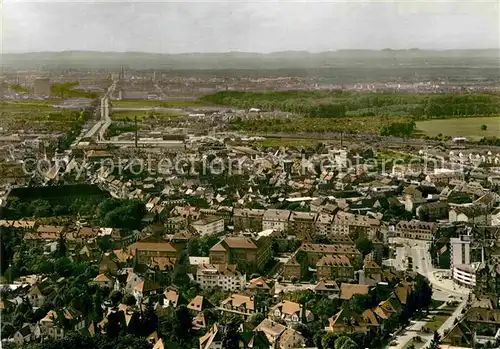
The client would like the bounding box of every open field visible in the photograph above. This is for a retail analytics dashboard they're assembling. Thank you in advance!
[250,138,334,149]
[111,110,184,121]
[403,338,425,349]
[415,116,500,140]
[112,99,208,108]
[422,314,450,332]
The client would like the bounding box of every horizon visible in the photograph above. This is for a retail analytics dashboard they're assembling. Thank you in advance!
[3,1,499,53]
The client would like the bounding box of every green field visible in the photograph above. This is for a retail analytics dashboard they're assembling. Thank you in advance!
[112,99,207,108]
[416,116,500,140]
[422,314,450,332]
[111,110,183,121]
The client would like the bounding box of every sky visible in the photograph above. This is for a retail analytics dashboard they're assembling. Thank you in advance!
[1,0,499,53]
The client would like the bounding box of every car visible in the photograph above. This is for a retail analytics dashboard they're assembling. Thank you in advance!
[449,295,454,298]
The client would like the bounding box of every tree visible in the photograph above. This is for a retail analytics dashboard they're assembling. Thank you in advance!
[109,290,123,307]
[481,124,488,131]
[0,239,9,274]
[355,236,374,257]
[335,336,359,349]
[429,331,441,349]
[93,289,103,321]
[56,233,67,258]
[322,331,337,349]
[123,294,137,306]
[222,319,240,349]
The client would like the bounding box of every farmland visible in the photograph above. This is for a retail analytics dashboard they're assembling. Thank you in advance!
[416,116,500,140]
[111,110,184,121]
[111,99,208,108]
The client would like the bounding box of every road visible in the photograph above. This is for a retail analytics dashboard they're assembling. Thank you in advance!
[81,81,116,141]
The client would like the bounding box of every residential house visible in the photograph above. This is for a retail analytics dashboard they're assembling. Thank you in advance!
[255,319,286,347]
[449,205,488,225]
[416,202,449,221]
[40,308,85,340]
[27,285,46,308]
[262,209,291,232]
[12,324,38,345]
[332,212,380,239]
[93,273,116,289]
[316,255,354,282]
[314,280,340,298]
[134,279,161,300]
[233,208,265,232]
[163,289,185,308]
[277,328,306,349]
[339,283,371,300]
[188,296,213,313]
[128,239,179,264]
[199,323,223,349]
[209,236,272,273]
[288,211,317,235]
[191,216,225,236]
[246,277,275,296]
[315,213,334,236]
[195,264,246,292]
[269,300,313,325]
[325,308,369,334]
[395,220,437,241]
[491,207,500,227]
[219,294,255,317]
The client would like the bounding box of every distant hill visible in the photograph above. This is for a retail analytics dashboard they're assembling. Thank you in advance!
[2,49,499,71]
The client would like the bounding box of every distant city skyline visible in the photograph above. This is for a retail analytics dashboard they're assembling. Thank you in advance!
[2,0,499,54]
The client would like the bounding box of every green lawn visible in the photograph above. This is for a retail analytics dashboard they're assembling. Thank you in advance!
[422,315,449,332]
[416,116,500,140]
[112,99,207,108]
[111,110,183,121]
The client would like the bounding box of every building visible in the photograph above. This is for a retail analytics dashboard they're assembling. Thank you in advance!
[128,240,178,264]
[255,319,286,346]
[232,208,265,232]
[316,254,354,282]
[315,213,334,235]
[209,236,272,272]
[262,209,291,232]
[191,216,225,236]
[450,229,481,289]
[449,206,488,225]
[325,308,369,334]
[268,300,313,325]
[277,328,306,349]
[395,220,437,241]
[314,280,340,298]
[40,308,85,340]
[300,243,362,265]
[219,294,255,317]
[195,264,246,292]
[34,78,51,97]
[332,212,380,239]
[288,211,317,234]
[27,285,46,308]
[199,324,223,349]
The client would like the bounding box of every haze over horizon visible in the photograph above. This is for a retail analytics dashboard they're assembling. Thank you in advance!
[2,0,499,54]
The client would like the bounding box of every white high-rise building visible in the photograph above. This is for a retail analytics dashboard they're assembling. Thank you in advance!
[450,229,480,289]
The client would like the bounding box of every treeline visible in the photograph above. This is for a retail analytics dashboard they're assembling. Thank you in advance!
[96,199,146,230]
[203,91,500,119]
[51,82,100,99]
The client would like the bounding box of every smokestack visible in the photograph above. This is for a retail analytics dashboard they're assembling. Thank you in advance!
[135,115,138,148]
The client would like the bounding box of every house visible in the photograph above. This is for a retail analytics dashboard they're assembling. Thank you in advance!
[199,323,223,349]
[188,296,213,313]
[316,254,354,282]
[93,273,116,289]
[128,239,179,264]
[191,216,225,236]
[325,308,369,334]
[98,253,120,275]
[298,243,362,266]
[134,279,161,300]
[40,308,86,340]
[233,208,265,232]
[332,212,380,239]
[163,289,185,308]
[315,213,334,236]
[246,277,275,296]
[491,207,500,227]
[395,220,437,241]
[27,285,46,308]
[288,211,317,234]
[268,300,313,325]
[262,209,291,232]
[195,264,246,292]
[277,328,306,349]
[314,280,340,298]
[449,205,488,224]
[12,324,37,345]
[339,283,370,300]
[255,318,286,346]
[219,294,255,317]
[416,202,449,221]
[209,236,272,273]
